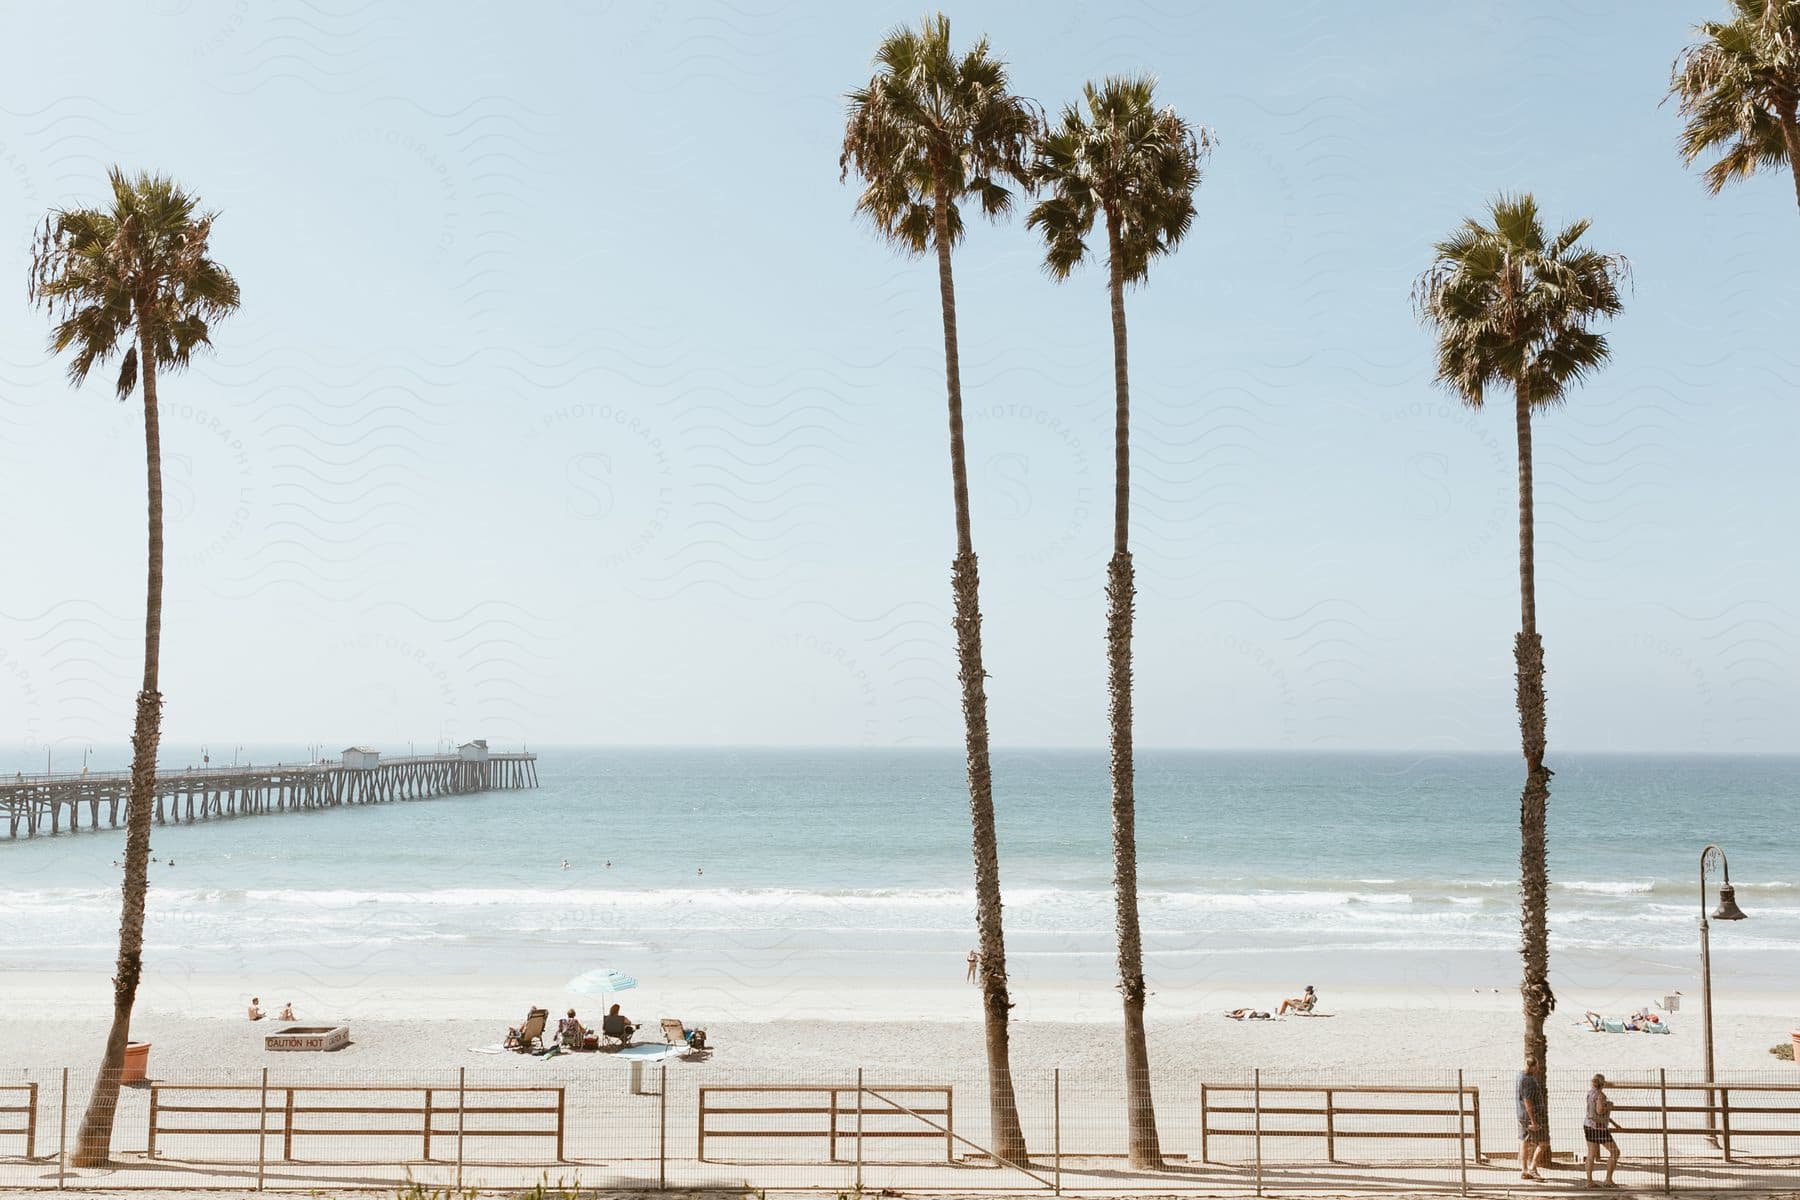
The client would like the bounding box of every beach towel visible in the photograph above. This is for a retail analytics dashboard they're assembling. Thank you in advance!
[1644,1020,1671,1034]
[1603,1018,1626,1033]
[468,1044,507,1054]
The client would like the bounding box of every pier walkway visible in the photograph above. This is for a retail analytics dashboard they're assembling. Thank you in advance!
[0,747,537,839]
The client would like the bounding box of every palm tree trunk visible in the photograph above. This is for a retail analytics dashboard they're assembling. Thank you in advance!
[1105,214,1160,1169]
[933,177,1027,1166]
[73,330,164,1168]
[1779,106,1800,211]
[1513,383,1555,1091]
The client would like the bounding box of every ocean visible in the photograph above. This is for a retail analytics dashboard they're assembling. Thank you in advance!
[3,747,1797,996]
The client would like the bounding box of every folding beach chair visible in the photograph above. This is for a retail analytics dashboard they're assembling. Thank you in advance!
[505,1007,549,1052]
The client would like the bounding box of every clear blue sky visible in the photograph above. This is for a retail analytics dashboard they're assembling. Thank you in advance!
[2,1,1797,753]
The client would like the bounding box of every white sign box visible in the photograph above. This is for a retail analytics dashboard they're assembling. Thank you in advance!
[265,1025,349,1052]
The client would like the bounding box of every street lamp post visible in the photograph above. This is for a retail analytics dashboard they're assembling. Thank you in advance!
[1699,843,1748,1088]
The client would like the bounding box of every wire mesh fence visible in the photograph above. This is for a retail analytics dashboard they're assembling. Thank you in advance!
[0,1064,1795,1192]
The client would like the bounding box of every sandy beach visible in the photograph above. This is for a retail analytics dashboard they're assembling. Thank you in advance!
[3,972,1795,1195]
[4,970,1793,1082]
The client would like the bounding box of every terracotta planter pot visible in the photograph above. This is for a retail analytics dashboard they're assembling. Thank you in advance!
[122,1041,150,1084]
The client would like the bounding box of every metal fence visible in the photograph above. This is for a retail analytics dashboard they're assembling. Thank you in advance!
[1,1065,1796,1192]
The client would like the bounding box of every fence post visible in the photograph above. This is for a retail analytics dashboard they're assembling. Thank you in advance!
[423,1086,435,1161]
[1324,1087,1336,1162]
[1718,1084,1732,1162]
[1199,1083,1209,1164]
[946,1083,955,1163]
[456,1068,466,1192]
[1253,1069,1263,1198]
[1456,1070,1468,1197]
[658,1064,668,1189]
[855,1067,865,1192]
[56,1067,67,1190]
[257,1067,269,1192]
[1658,1069,1671,1193]
[146,1083,159,1158]
[1054,1069,1062,1196]
[282,1087,295,1162]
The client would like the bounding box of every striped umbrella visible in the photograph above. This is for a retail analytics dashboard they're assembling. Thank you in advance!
[567,968,638,996]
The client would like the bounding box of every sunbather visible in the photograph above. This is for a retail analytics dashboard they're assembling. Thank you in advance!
[1225,1008,1273,1020]
[1278,985,1317,1015]
[602,1003,637,1045]
[557,1008,587,1048]
[504,1006,549,1051]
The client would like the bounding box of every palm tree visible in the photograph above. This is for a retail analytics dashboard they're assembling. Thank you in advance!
[28,168,240,1166]
[840,14,1037,1165]
[1414,195,1626,1084]
[1669,0,1800,209]
[1026,76,1209,1171]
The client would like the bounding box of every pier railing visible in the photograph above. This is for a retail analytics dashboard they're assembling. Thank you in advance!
[4,752,533,788]
[1,750,538,839]
[2,1065,1795,1193]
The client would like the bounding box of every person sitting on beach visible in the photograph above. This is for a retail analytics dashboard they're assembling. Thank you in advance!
[1278,985,1317,1015]
[247,997,265,1021]
[1225,1008,1273,1021]
[278,1002,296,1021]
[603,1002,637,1044]
[558,1008,587,1048]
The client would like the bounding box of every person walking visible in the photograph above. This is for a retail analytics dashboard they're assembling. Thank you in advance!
[1584,1073,1622,1187]
[965,948,980,983]
[1517,1055,1549,1181]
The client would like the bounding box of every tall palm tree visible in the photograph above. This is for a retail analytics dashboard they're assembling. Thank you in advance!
[1026,75,1209,1171]
[28,168,240,1166]
[840,14,1038,1165]
[1669,0,1800,208]
[1414,195,1625,1083]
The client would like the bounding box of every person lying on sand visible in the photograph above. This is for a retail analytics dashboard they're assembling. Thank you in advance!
[1225,1008,1273,1020]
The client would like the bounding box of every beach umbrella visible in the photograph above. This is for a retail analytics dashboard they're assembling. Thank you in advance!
[567,967,638,996]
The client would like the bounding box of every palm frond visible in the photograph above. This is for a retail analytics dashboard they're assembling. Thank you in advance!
[1668,0,1800,192]
[1414,193,1627,411]
[1025,75,1209,285]
[840,14,1040,257]
[28,167,241,398]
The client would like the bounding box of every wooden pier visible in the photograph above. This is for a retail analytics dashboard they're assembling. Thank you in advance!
[0,746,538,839]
